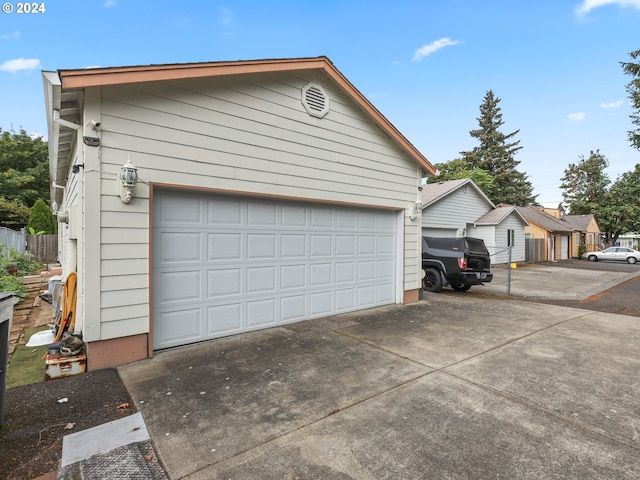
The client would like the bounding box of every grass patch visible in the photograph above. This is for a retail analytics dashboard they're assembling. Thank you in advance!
[6,326,49,389]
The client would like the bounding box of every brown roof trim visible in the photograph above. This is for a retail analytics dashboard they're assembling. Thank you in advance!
[58,56,434,174]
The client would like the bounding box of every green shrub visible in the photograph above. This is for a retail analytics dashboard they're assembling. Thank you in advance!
[0,246,43,298]
[578,245,587,258]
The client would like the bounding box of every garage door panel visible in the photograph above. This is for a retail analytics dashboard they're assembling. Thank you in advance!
[208,268,242,297]
[335,288,356,311]
[337,209,356,228]
[310,235,332,256]
[247,234,277,259]
[248,202,276,225]
[281,234,306,258]
[281,205,306,227]
[157,232,201,264]
[207,304,242,336]
[247,299,276,327]
[378,260,395,279]
[281,295,306,322]
[335,262,355,283]
[153,192,398,350]
[157,271,201,305]
[378,236,395,254]
[358,286,375,307]
[247,266,276,293]
[310,291,332,316]
[281,264,306,289]
[358,261,375,280]
[156,192,202,224]
[378,215,396,231]
[310,264,332,286]
[358,236,376,254]
[378,284,395,303]
[207,197,242,224]
[336,235,356,256]
[155,308,202,349]
[310,207,332,228]
[208,233,242,260]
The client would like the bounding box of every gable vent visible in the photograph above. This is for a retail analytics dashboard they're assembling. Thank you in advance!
[302,82,329,118]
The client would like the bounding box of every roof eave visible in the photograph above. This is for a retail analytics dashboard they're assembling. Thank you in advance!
[58,57,435,175]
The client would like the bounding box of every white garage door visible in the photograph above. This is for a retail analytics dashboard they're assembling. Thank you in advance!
[152,189,398,350]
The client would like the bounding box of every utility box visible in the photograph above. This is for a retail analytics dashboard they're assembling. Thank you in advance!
[0,292,19,426]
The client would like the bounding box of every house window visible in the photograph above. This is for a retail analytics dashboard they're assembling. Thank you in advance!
[507,229,515,247]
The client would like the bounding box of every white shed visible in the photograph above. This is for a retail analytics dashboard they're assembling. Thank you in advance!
[421,179,528,263]
[42,57,435,369]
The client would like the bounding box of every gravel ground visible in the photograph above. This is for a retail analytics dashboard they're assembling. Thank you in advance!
[0,368,136,480]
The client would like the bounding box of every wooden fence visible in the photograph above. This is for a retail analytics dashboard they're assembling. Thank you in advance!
[525,238,545,263]
[25,234,58,263]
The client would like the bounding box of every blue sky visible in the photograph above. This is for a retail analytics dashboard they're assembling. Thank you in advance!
[1,0,639,206]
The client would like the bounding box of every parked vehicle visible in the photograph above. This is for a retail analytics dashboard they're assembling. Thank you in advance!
[582,246,640,264]
[422,236,493,292]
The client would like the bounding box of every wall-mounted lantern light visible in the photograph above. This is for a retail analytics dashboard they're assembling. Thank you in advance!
[118,155,138,204]
[410,198,423,221]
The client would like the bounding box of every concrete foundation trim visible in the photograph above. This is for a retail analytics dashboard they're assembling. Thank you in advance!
[87,334,148,370]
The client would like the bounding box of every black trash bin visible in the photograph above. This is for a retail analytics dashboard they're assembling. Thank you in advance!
[0,292,18,426]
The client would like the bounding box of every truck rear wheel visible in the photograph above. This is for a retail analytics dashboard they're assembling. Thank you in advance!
[423,268,443,293]
[451,282,472,292]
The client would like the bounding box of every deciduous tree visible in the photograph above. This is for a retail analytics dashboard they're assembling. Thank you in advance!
[560,150,610,215]
[621,49,640,150]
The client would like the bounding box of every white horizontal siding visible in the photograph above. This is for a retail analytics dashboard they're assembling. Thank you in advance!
[88,71,424,341]
[423,188,492,230]
[101,317,149,339]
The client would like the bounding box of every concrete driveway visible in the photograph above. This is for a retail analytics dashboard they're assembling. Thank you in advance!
[118,289,640,479]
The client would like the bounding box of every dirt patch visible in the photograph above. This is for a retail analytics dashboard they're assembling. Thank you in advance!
[1,368,136,480]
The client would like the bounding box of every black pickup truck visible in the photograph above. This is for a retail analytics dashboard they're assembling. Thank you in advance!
[422,236,493,292]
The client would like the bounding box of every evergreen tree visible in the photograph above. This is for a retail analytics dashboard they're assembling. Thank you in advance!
[621,49,640,150]
[27,199,57,234]
[460,91,535,205]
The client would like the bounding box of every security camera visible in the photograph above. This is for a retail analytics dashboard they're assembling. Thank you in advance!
[88,120,101,129]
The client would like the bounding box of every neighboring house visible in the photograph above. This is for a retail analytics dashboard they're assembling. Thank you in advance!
[563,214,602,255]
[420,179,528,264]
[42,57,435,369]
[516,206,574,261]
[617,233,640,249]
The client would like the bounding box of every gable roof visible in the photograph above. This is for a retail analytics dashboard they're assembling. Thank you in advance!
[563,214,598,232]
[516,206,574,233]
[475,205,529,226]
[421,178,495,209]
[43,56,434,204]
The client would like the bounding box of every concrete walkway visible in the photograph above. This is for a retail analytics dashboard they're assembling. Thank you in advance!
[115,274,640,479]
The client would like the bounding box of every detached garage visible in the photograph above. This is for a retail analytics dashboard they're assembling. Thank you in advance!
[43,57,434,369]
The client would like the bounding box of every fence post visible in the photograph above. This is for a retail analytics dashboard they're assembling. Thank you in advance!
[506,245,512,296]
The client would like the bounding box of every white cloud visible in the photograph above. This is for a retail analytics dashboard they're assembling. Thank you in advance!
[413,37,460,62]
[0,58,40,73]
[219,7,234,26]
[601,100,623,109]
[568,112,587,121]
[104,0,116,7]
[1,31,20,40]
[574,0,640,16]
